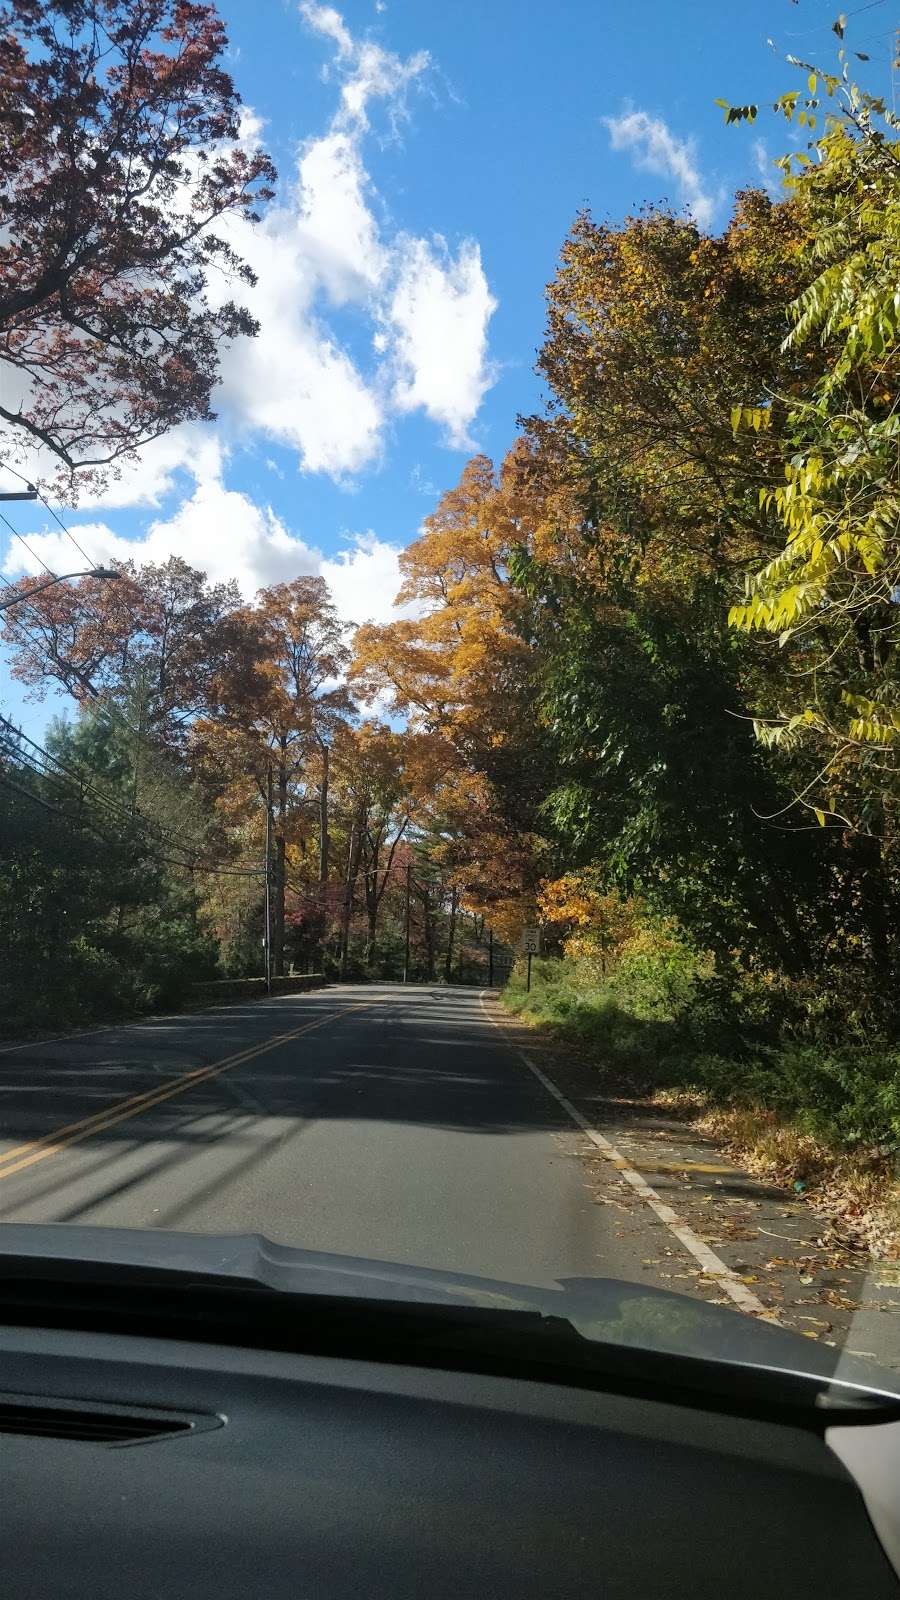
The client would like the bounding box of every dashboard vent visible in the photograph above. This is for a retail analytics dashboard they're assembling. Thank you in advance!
[0,1393,217,1446]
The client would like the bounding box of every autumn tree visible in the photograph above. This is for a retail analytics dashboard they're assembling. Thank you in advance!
[352,453,536,768]
[327,723,463,976]
[196,576,352,975]
[538,870,639,973]
[0,0,274,491]
[351,449,555,933]
[500,188,859,965]
[1,556,241,739]
[531,191,815,580]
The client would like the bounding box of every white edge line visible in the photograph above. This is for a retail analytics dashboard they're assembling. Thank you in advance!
[479,991,770,1320]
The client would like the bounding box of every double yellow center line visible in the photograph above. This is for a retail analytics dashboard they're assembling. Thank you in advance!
[0,1001,379,1184]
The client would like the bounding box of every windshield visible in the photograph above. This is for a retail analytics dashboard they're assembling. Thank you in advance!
[0,0,898,1393]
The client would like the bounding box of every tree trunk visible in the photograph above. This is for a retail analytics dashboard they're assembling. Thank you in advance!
[340,816,362,980]
[314,740,330,972]
[364,842,379,964]
[857,827,893,1015]
[417,888,436,980]
[444,886,459,983]
[273,834,286,976]
[117,681,146,933]
[273,755,288,976]
[318,741,329,884]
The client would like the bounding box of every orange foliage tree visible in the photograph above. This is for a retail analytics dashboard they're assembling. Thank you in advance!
[350,450,554,944]
[194,576,352,974]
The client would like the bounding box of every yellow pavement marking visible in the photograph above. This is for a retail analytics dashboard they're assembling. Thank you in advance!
[631,1161,738,1176]
[0,1001,379,1184]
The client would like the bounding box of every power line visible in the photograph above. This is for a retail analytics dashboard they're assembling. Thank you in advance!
[0,713,141,830]
[1,705,267,880]
[0,455,99,568]
[0,571,95,688]
[0,498,266,866]
[0,716,230,866]
[0,498,236,867]
[0,557,214,861]
[0,510,56,579]
[0,759,265,880]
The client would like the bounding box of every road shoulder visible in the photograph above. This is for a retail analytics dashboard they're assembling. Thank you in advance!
[481,991,900,1376]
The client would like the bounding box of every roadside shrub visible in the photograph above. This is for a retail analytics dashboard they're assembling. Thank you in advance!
[608,925,713,1022]
[503,947,900,1156]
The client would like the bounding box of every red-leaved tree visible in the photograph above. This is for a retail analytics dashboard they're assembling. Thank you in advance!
[0,0,275,490]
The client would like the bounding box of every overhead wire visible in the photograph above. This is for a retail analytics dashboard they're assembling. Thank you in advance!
[0,713,267,875]
[0,712,143,830]
[0,510,58,580]
[0,518,221,861]
[0,455,99,569]
[0,474,267,876]
[0,609,255,871]
[0,752,265,879]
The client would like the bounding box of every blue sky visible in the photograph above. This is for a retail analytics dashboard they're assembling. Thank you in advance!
[2,0,897,735]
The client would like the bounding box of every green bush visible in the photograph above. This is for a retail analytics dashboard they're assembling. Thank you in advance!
[607,937,705,1022]
[503,952,900,1155]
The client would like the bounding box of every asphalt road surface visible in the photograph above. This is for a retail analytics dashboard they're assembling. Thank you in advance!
[0,983,898,1373]
[0,985,639,1285]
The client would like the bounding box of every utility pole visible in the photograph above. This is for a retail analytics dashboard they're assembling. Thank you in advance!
[264,763,273,995]
[403,858,411,984]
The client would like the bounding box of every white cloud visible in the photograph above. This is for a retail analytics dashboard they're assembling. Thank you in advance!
[200,5,496,479]
[321,532,404,626]
[85,429,227,511]
[198,119,386,479]
[387,236,497,448]
[3,6,495,499]
[603,108,721,229]
[299,2,429,134]
[2,481,317,596]
[0,422,227,516]
[299,3,353,59]
[216,216,384,478]
[295,131,387,301]
[2,467,406,627]
[752,137,781,200]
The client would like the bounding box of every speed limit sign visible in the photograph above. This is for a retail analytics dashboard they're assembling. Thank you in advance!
[520,927,540,955]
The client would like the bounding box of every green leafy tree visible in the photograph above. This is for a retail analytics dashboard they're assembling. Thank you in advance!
[728,61,900,846]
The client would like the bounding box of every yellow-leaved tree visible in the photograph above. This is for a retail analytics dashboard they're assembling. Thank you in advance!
[350,449,553,937]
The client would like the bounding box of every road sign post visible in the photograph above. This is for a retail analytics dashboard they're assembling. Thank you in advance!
[519,927,540,993]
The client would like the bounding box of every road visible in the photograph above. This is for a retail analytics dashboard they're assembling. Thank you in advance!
[0,985,638,1285]
[0,983,898,1371]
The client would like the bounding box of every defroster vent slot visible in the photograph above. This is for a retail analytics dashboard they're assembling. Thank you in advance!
[0,1391,222,1446]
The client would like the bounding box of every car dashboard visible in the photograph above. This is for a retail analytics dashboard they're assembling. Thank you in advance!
[2,1318,898,1599]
